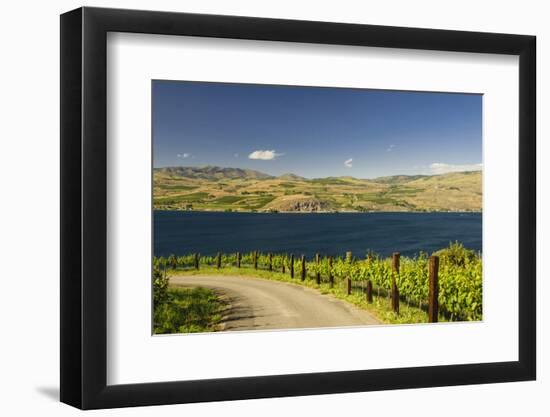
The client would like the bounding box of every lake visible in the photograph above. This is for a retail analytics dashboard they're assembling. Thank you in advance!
[153,211,482,258]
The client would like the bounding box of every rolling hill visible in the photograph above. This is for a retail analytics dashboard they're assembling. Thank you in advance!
[155,166,273,180]
[153,166,482,213]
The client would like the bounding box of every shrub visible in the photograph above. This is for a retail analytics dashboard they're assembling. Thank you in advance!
[434,241,478,267]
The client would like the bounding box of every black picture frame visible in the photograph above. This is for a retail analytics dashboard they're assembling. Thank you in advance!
[60,6,536,410]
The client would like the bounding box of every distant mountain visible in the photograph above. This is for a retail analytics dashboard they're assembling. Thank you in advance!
[278,173,306,181]
[155,166,274,180]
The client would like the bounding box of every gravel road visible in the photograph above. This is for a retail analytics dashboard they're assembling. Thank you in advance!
[170,274,381,331]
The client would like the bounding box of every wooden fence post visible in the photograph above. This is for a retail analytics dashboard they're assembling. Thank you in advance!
[290,254,294,278]
[237,252,241,268]
[216,252,221,269]
[254,251,258,270]
[194,253,199,270]
[300,255,306,281]
[391,252,400,314]
[428,255,440,323]
[329,256,334,288]
[282,256,286,273]
[345,251,353,295]
[366,254,373,303]
[315,253,321,285]
[269,253,273,271]
[366,281,373,303]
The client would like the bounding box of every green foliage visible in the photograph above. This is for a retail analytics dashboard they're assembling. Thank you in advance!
[152,260,170,306]
[155,242,482,322]
[153,287,224,334]
[167,254,177,269]
[435,244,482,320]
[434,241,478,267]
[241,195,276,209]
[211,195,247,204]
[154,192,210,205]
[156,184,199,191]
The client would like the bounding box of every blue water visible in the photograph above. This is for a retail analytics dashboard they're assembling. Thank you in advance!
[154,211,481,258]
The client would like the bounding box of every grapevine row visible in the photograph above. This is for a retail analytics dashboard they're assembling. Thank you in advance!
[154,243,482,321]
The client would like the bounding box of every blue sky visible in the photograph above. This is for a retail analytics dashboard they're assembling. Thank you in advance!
[152,80,482,179]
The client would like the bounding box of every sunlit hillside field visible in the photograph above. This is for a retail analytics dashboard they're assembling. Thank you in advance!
[153,166,481,213]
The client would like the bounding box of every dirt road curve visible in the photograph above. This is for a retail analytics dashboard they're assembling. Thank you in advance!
[170,275,381,331]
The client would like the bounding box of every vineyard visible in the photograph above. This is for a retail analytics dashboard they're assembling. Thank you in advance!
[154,242,482,323]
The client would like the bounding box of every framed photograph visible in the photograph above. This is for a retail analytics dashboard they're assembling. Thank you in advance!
[60,6,536,409]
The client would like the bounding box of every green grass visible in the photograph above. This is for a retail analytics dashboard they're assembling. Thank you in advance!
[310,178,351,185]
[239,195,276,209]
[153,287,225,334]
[156,184,199,191]
[172,266,431,325]
[154,192,211,205]
[361,196,398,204]
[386,187,422,195]
[357,192,382,199]
[211,195,248,204]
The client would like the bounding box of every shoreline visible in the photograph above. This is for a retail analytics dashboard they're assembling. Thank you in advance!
[153,209,483,214]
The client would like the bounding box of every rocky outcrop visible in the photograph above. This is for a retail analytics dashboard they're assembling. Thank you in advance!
[264,197,331,212]
[288,199,328,212]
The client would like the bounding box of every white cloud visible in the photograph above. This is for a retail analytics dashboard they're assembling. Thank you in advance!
[248,150,283,160]
[344,158,353,168]
[177,153,190,159]
[387,144,395,152]
[430,162,482,175]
